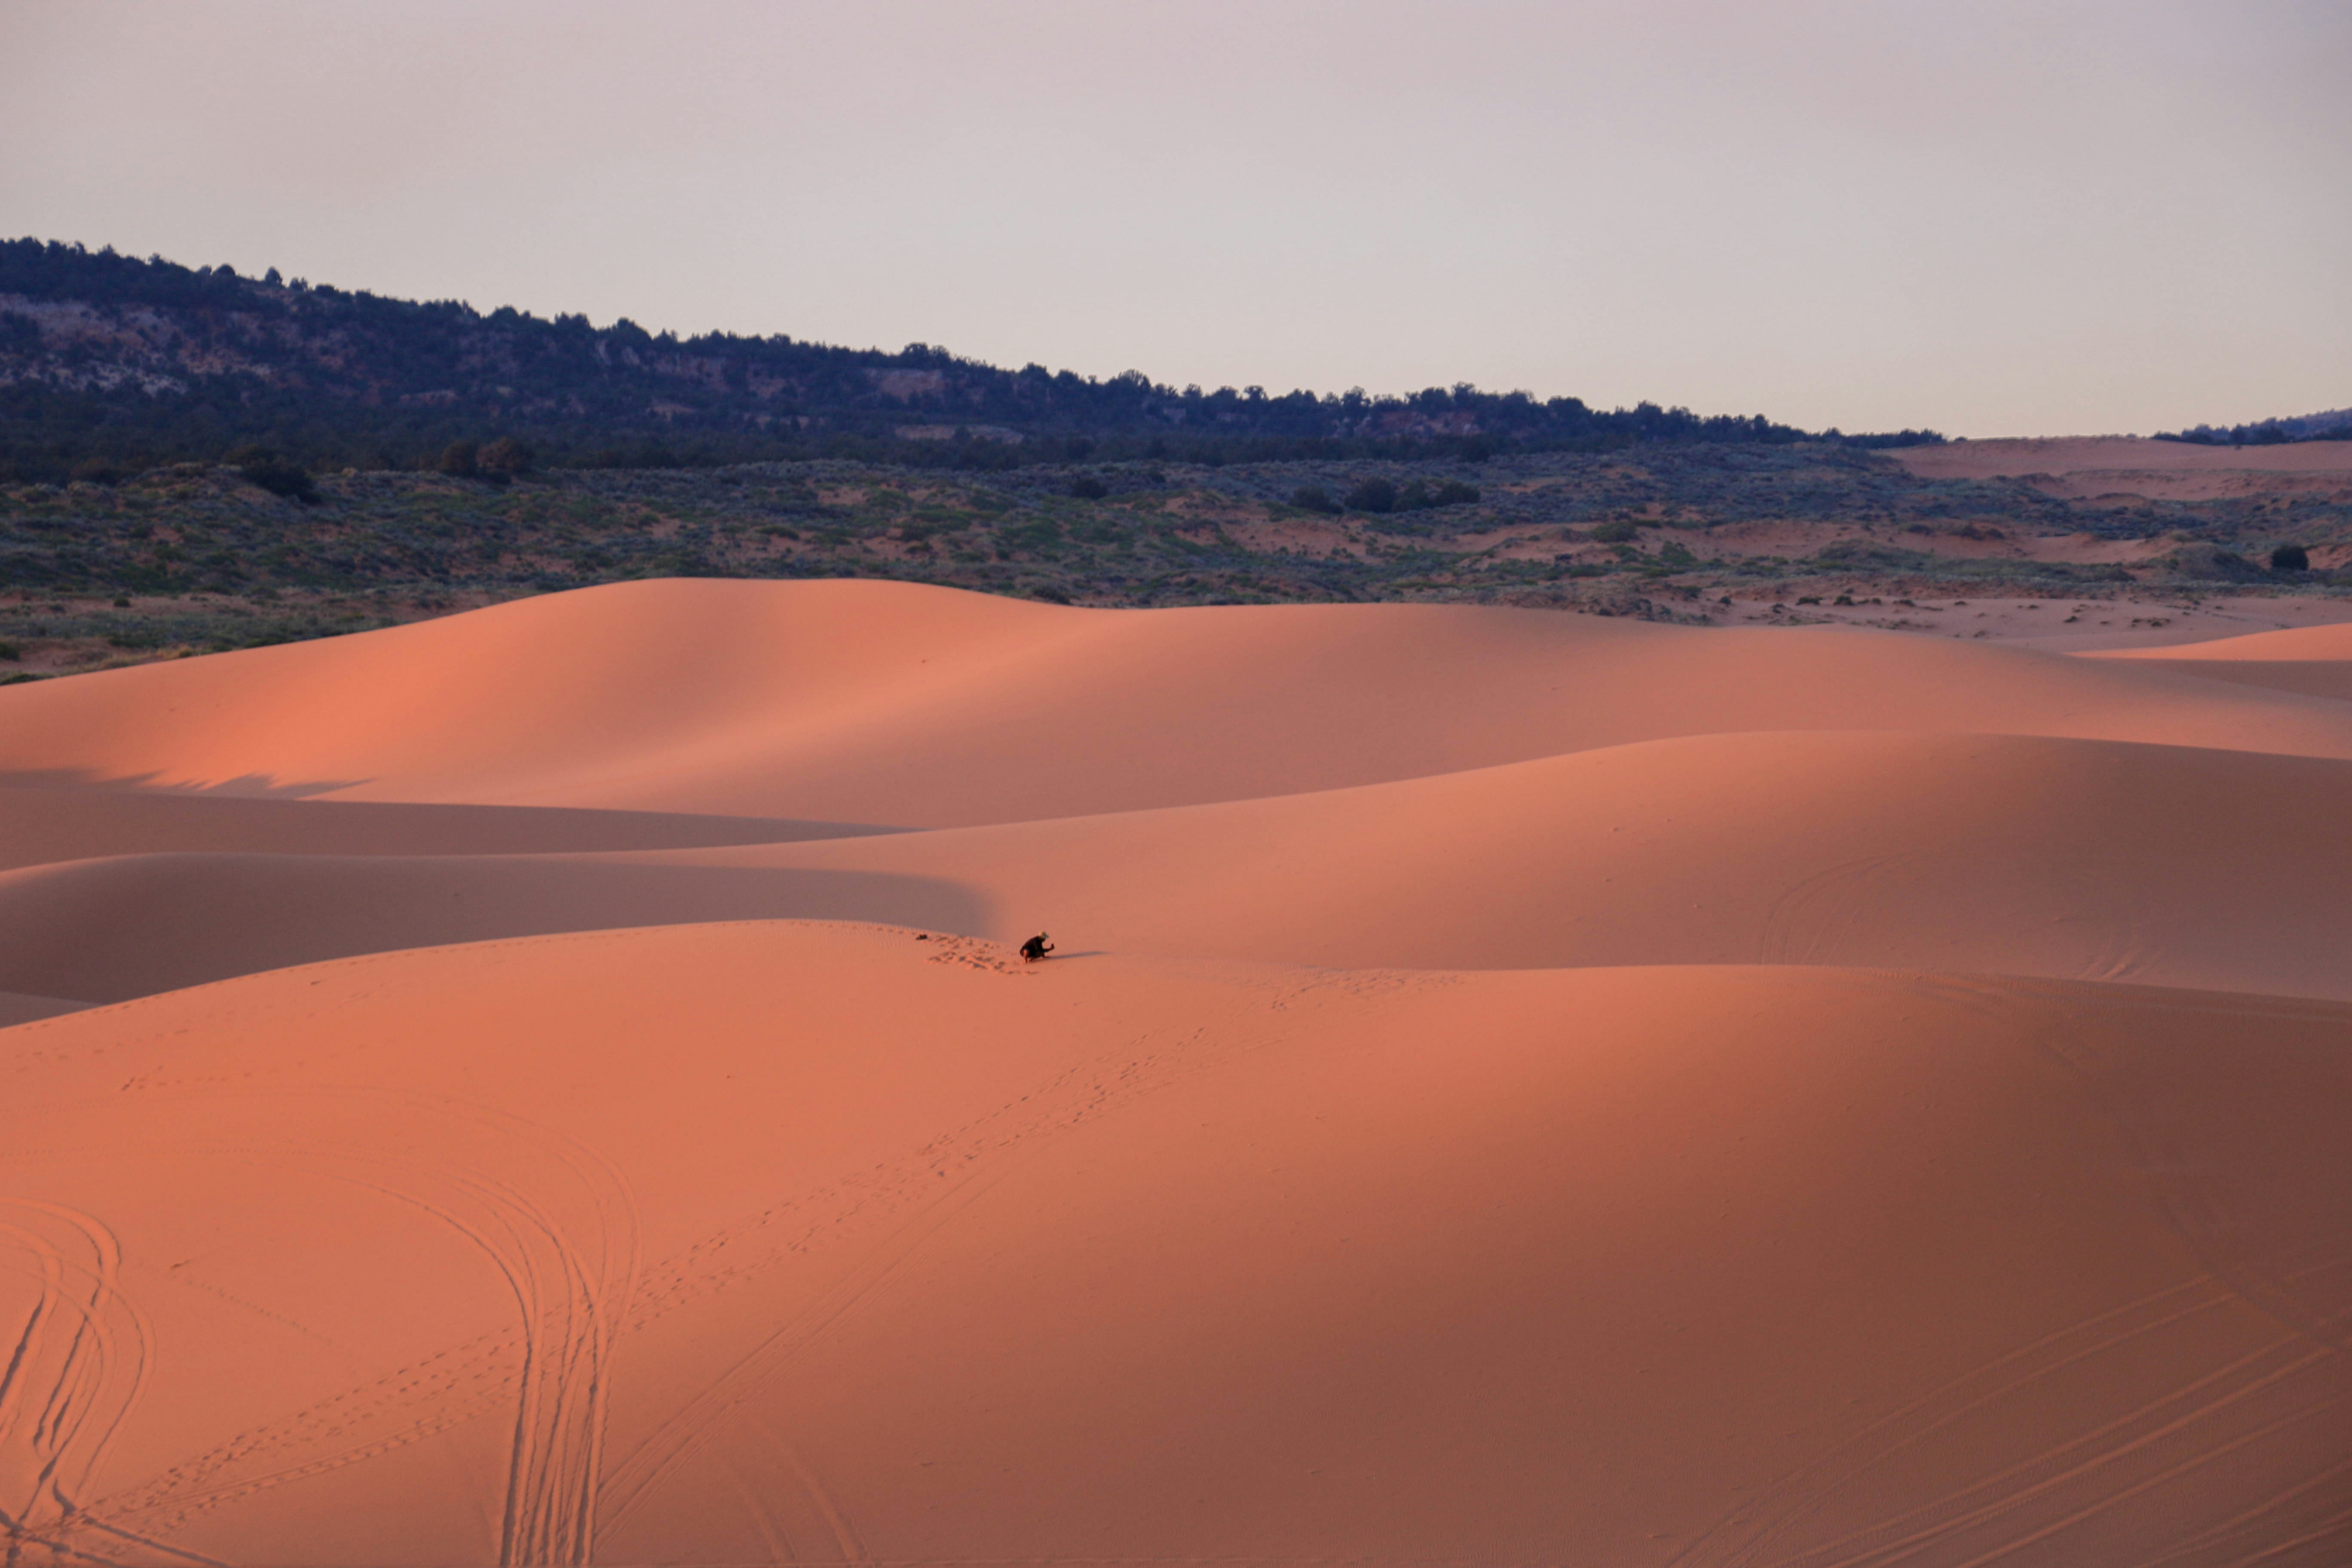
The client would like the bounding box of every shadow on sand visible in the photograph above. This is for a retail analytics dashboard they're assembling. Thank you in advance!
[0,857,996,1003]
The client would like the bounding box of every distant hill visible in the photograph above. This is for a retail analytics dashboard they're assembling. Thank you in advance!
[2157,407,2352,447]
[0,238,1938,483]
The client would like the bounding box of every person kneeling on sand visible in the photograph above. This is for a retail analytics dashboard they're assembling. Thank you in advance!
[1020,932,1055,963]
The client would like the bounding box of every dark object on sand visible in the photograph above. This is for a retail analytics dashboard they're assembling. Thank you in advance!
[1020,933,1055,963]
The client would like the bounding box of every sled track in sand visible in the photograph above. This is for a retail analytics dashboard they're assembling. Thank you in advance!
[1672,975,2352,1568]
[0,1201,201,1568]
[53,1089,640,1568]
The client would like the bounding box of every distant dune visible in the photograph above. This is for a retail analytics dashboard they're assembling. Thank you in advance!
[2081,620,2352,700]
[5,578,2350,1565]
[2092,618,2352,662]
[8,579,2352,824]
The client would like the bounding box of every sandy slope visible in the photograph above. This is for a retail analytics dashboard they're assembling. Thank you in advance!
[2091,620,2352,662]
[1769,592,2352,655]
[2082,621,2352,701]
[0,787,889,874]
[4,921,2347,1567]
[7,581,2352,823]
[2077,662,2352,703]
[9,731,2352,1005]
[0,988,86,1025]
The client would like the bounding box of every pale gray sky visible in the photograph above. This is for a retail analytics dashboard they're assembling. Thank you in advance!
[3,0,2345,436]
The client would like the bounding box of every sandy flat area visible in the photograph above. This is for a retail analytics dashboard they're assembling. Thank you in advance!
[1887,435,2352,501]
[4,577,2350,1565]
[1712,591,2352,652]
[1894,435,2352,478]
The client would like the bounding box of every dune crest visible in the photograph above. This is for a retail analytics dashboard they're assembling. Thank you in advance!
[8,579,2352,824]
[2080,618,2352,701]
[9,730,2352,1004]
[2091,619,2352,660]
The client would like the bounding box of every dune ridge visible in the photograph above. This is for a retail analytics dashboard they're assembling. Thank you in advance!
[8,579,2352,824]
[2079,620,2352,701]
[6,577,2352,1565]
[2092,619,2352,661]
[9,729,2352,1005]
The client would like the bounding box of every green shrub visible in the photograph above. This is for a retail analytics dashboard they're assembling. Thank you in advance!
[1067,475,1109,499]
[479,437,534,475]
[1589,518,1641,543]
[1391,478,1482,511]
[1289,484,1338,513]
[1344,477,1397,514]
[226,444,319,503]
[2271,543,2310,572]
[1004,519,1064,554]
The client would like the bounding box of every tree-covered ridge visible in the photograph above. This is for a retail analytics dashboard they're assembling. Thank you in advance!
[2157,407,2352,447]
[0,238,1940,483]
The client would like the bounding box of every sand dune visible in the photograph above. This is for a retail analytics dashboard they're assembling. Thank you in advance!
[2074,659,2352,703]
[0,987,87,1025]
[8,730,2352,1005]
[732,729,2352,997]
[10,579,2352,1565]
[4,922,2346,1566]
[2083,619,2352,701]
[0,785,888,874]
[2092,619,2352,662]
[0,848,978,1001]
[8,580,2352,824]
